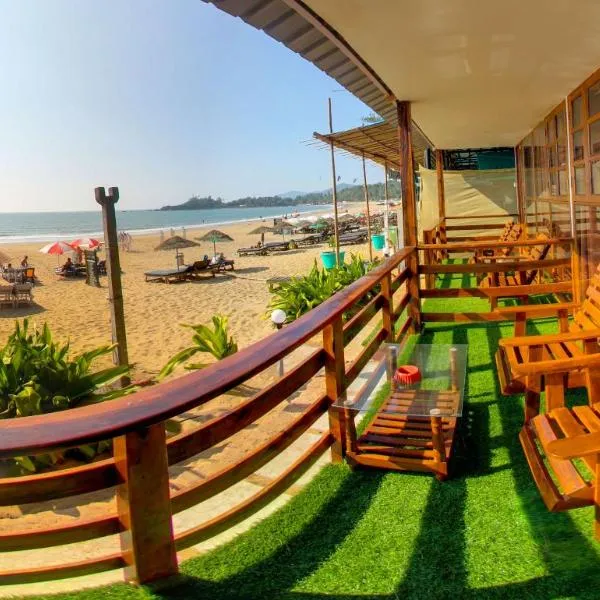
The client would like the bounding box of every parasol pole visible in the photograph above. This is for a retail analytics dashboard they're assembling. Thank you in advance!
[362,152,373,262]
[328,97,341,266]
[213,238,216,256]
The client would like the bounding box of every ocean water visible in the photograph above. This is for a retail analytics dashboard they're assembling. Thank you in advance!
[0,205,330,243]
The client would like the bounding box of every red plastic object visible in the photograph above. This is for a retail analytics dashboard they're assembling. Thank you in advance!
[394,365,421,386]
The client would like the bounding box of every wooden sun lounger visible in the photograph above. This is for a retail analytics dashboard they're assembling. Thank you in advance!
[471,220,523,263]
[0,287,15,309]
[144,267,191,284]
[339,232,367,245]
[263,241,290,252]
[13,284,33,307]
[237,246,267,256]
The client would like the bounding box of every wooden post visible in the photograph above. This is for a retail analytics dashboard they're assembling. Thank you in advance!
[381,272,394,341]
[515,145,526,225]
[396,101,421,332]
[114,423,178,583]
[95,187,130,387]
[435,149,447,248]
[328,98,341,266]
[324,316,346,462]
[362,153,373,262]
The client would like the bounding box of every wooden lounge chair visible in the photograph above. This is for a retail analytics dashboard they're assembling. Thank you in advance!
[471,220,523,263]
[494,264,600,397]
[479,234,552,308]
[144,267,190,284]
[263,241,290,253]
[237,246,267,256]
[187,260,216,279]
[0,286,15,309]
[13,283,33,307]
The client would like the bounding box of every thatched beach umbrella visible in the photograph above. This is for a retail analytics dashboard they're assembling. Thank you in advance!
[155,235,200,267]
[249,225,275,245]
[197,229,234,256]
[0,248,11,265]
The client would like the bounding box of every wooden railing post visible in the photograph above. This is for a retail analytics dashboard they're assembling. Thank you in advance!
[382,271,394,341]
[114,423,178,584]
[324,316,346,463]
[422,229,435,290]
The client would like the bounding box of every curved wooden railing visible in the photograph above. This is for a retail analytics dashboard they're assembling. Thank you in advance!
[0,247,416,586]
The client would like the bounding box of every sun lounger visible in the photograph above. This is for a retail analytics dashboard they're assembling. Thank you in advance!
[263,241,290,252]
[237,246,268,256]
[13,283,33,307]
[144,267,190,284]
[0,287,14,309]
[187,260,216,279]
[339,231,368,245]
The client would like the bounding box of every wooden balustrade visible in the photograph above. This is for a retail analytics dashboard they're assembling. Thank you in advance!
[0,246,415,586]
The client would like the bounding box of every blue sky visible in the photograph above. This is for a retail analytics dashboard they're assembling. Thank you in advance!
[0,0,385,212]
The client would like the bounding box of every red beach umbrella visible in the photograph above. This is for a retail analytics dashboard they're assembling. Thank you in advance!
[39,241,74,255]
[70,238,101,250]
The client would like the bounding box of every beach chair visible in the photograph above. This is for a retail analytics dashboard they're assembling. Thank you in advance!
[0,287,15,309]
[144,267,190,284]
[13,284,33,307]
[237,246,267,256]
[263,241,290,253]
[210,255,234,271]
[187,260,216,279]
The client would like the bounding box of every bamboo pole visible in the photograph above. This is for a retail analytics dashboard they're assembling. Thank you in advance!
[362,152,373,262]
[95,186,130,387]
[328,97,341,266]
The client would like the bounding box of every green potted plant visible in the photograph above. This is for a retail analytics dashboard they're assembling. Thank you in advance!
[371,223,385,250]
[321,236,345,269]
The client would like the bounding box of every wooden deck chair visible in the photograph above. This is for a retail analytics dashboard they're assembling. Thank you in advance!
[478,234,552,309]
[470,220,523,264]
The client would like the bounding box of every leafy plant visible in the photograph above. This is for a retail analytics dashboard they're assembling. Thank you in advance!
[160,315,238,378]
[267,255,379,323]
[0,319,132,474]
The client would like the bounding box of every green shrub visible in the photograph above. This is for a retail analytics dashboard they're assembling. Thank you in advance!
[160,315,238,378]
[267,254,379,323]
[0,319,132,474]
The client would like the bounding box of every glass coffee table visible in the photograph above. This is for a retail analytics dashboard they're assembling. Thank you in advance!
[333,343,468,480]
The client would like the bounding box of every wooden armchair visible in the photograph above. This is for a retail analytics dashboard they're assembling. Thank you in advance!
[471,220,523,264]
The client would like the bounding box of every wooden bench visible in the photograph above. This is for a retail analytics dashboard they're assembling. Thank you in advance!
[495,266,600,537]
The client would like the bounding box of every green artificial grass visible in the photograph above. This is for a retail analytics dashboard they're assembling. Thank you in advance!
[20,271,600,600]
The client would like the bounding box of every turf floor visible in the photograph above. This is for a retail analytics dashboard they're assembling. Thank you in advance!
[19,275,600,600]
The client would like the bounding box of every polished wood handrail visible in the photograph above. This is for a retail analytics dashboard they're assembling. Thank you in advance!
[0,246,416,458]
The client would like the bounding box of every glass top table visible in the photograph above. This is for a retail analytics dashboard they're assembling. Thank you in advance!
[335,343,468,419]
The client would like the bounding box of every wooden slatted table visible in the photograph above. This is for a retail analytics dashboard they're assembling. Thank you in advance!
[334,344,467,480]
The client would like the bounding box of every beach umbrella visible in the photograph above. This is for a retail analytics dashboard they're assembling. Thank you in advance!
[39,241,73,255]
[249,225,275,244]
[0,249,10,265]
[197,229,234,256]
[70,237,101,250]
[155,235,200,267]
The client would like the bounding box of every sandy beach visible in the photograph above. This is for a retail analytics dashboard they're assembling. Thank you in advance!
[0,208,377,379]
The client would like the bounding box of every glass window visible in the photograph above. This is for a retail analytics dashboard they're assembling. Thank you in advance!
[550,170,558,195]
[573,96,583,128]
[575,166,586,195]
[592,161,600,194]
[558,141,567,166]
[557,111,566,138]
[574,130,585,160]
[589,80,600,117]
[590,120,600,155]
[559,169,568,195]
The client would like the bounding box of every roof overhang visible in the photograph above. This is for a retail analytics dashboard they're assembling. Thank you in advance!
[205,0,600,148]
[312,121,428,168]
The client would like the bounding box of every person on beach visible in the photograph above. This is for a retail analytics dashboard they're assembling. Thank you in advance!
[20,256,28,268]
[61,257,74,273]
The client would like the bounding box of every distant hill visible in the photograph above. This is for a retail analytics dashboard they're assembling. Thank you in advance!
[276,183,355,199]
[160,181,401,211]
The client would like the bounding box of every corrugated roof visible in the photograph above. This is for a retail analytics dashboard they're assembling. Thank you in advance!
[313,121,428,168]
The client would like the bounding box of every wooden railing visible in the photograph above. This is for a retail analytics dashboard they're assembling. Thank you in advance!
[0,247,416,586]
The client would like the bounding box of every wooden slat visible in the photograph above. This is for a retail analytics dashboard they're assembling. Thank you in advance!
[419,257,569,275]
[418,237,572,251]
[345,328,387,384]
[422,312,508,323]
[167,349,325,464]
[0,458,118,506]
[393,267,409,288]
[0,552,124,584]
[532,415,590,497]
[393,293,410,317]
[342,294,383,336]
[420,281,572,298]
[174,432,332,550]
[170,394,329,513]
[551,408,596,472]
[572,405,600,433]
